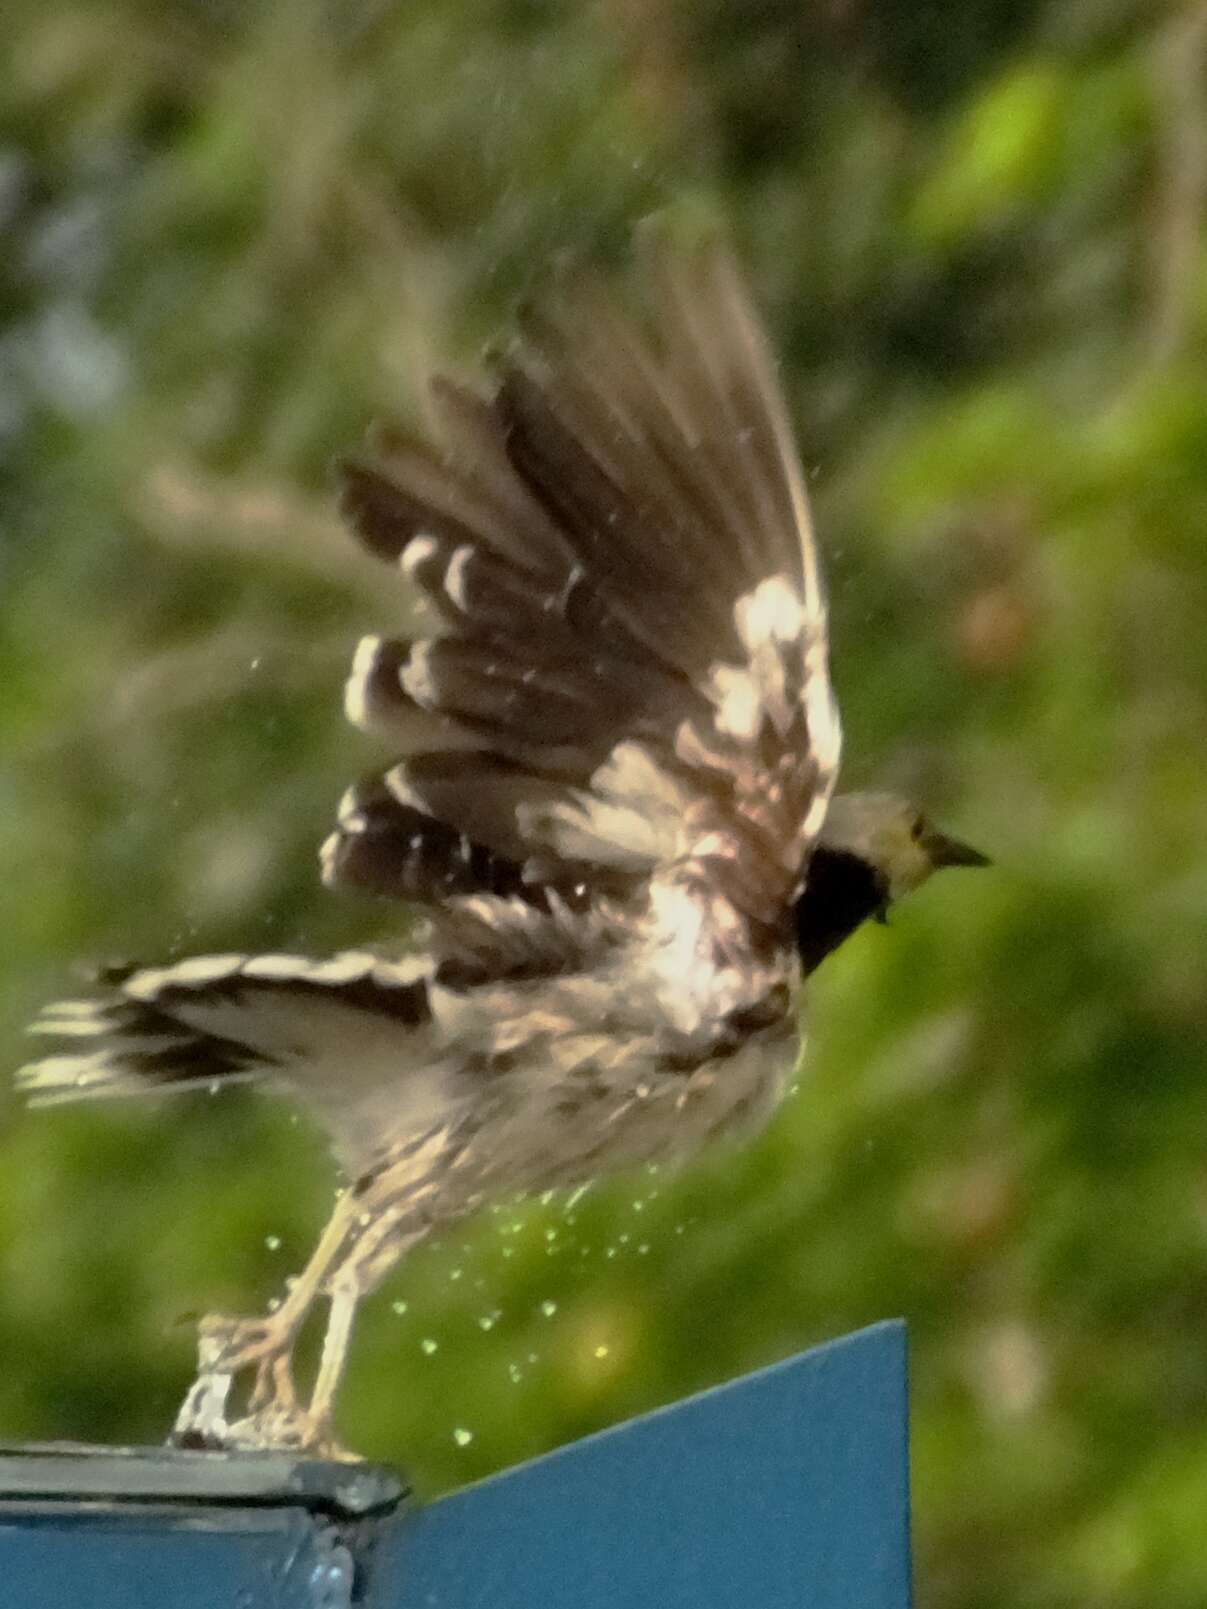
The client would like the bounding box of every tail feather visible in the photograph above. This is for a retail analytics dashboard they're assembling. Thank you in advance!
[21,973,273,1106]
[18,949,432,1110]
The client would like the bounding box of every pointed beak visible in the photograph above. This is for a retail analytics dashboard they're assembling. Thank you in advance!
[922,828,991,870]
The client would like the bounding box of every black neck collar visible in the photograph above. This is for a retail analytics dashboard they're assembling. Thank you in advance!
[794,846,888,975]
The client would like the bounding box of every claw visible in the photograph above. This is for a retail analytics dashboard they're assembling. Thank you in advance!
[174,1309,301,1451]
[195,1311,284,1373]
[222,1408,361,1461]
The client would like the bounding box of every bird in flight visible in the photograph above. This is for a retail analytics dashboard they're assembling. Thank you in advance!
[20,239,986,1458]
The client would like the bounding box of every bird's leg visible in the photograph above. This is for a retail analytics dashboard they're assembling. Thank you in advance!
[246,1348,300,1416]
[302,1199,432,1447]
[174,1161,445,1456]
[171,1185,367,1454]
[306,1280,359,1436]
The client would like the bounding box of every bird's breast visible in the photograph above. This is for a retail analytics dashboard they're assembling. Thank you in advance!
[450,1004,800,1197]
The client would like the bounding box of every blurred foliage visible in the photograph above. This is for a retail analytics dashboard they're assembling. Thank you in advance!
[4,1,1207,1605]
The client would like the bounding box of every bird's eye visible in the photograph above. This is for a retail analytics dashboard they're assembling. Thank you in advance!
[910,815,926,843]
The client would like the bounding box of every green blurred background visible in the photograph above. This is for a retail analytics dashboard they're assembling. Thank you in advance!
[4,2,1207,1604]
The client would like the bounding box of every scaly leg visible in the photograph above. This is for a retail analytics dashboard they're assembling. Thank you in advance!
[171,1186,367,1455]
[172,1171,440,1457]
[306,1281,358,1436]
[302,1208,431,1440]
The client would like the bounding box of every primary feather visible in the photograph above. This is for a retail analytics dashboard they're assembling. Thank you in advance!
[328,240,840,951]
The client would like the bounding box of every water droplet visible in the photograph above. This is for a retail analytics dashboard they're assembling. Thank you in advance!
[420,1337,438,1355]
[638,1243,650,1255]
[544,1227,558,1242]
[618,1232,630,1245]
[527,1351,539,1365]
[449,1267,463,1282]
[266,1296,281,1312]
[508,1362,523,1384]
[477,1311,499,1331]
[631,1199,645,1213]
[452,1426,474,1447]
[540,1300,557,1318]
[605,1246,618,1259]
[594,1344,610,1359]
[501,1246,514,1259]
[264,1234,281,1251]
[539,1189,555,1206]
[391,1299,408,1316]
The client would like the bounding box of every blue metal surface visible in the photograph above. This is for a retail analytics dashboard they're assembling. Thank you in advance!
[386,1320,911,1609]
[0,1321,910,1607]
[0,1505,357,1609]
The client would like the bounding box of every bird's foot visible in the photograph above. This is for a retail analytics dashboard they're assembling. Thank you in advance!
[170,1400,356,1460]
[221,1406,360,1461]
[170,1310,300,1452]
[169,1309,360,1460]
[193,1310,293,1377]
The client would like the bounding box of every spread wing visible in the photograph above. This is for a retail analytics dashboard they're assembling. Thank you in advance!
[323,241,841,948]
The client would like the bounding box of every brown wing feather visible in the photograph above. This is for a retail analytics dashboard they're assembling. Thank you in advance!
[327,239,840,931]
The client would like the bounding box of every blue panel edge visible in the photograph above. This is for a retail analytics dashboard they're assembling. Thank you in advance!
[383,1319,912,1609]
[441,1317,907,1503]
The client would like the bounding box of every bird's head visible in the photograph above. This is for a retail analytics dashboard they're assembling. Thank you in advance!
[794,791,989,974]
[819,791,989,902]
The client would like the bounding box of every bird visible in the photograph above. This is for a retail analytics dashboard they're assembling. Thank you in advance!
[18,237,987,1459]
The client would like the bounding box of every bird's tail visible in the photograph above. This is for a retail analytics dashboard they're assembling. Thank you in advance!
[18,950,432,1107]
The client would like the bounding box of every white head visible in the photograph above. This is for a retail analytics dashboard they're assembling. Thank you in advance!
[818,791,989,904]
